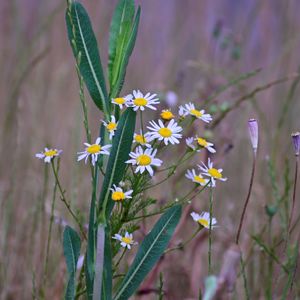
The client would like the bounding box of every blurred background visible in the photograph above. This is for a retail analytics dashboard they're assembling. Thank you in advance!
[1,0,300,299]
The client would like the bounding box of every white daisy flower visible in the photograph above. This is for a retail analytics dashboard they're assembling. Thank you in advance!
[160,109,175,121]
[185,169,211,186]
[112,232,137,249]
[147,119,183,145]
[102,115,118,140]
[112,94,133,109]
[191,211,217,229]
[128,90,160,111]
[186,137,196,151]
[198,158,227,186]
[77,137,111,166]
[179,102,212,123]
[195,137,216,153]
[35,148,62,163]
[126,146,162,176]
[110,184,133,202]
[133,131,152,148]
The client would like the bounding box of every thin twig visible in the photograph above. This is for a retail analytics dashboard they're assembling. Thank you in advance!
[210,74,299,129]
[50,160,87,240]
[289,156,298,233]
[236,152,257,244]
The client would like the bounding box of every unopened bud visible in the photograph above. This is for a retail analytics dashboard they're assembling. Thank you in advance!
[248,119,258,154]
[291,132,300,156]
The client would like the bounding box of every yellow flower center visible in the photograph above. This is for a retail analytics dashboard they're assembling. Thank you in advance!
[198,218,209,228]
[194,175,206,184]
[44,149,57,157]
[190,109,203,118]
[87,144,101,154]
[114,97,125,104]
[135,134,146,144]
[208,168,222,179]
[107,122,117,131]
[197,137,208,147]
[160,110,174,120]
[133,98,148,106]
[112,191,125,201]
[137,154,152,166]
[158,128,172,138]
[121,237,132,244]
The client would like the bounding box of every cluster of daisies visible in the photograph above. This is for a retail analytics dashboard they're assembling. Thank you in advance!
[35,90,227,250]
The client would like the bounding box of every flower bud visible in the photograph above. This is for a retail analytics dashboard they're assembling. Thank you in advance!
[291,132,300,156]
[248,119,258,153]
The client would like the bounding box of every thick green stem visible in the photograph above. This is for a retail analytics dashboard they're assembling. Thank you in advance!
[93,224,105,300]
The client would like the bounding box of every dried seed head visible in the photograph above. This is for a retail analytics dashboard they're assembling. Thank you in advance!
[291,132,300,156]
[248,119,258,154]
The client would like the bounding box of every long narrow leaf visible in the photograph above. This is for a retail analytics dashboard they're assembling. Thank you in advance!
[114,205,182,300]
[108,0,135,85]
[109,6,141,98]
[63,226,81,300]
[66,2,110,116]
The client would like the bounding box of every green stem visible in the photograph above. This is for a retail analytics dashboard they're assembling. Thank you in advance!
[50,160,87,240]
[43,159,59,288]
[140,110,144,135]
[266,216,273,299]
[289,156,298,233]
[208,186,213,274]
[114,247,127,272]
[164,227,202,254]
[93,224,105,300]
[240,255,250,300]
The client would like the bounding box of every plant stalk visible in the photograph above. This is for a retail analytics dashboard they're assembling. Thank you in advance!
[236,152,257,244]
[93,224,105,300]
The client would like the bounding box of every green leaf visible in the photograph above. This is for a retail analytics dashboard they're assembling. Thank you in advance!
[63,226,81,300]
[203,276,218,300]
[98,108,136,217]
[66,2,110,116]
[113,205,182,300]
[108,0,135,85]
[109,4,141,98]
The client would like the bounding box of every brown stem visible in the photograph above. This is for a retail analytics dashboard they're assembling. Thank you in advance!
[236,152,257,244]
[289,155,299,233]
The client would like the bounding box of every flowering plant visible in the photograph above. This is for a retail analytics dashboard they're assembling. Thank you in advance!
[35,1,229,299]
